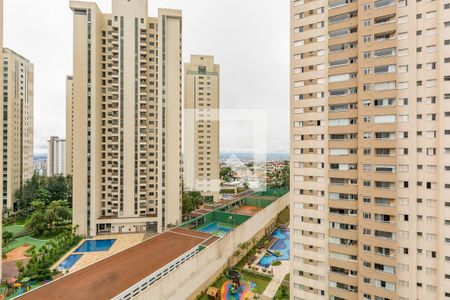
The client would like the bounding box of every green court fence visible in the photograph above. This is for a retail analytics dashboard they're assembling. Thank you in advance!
[243,197,273,208]
[251,188,289,197]
[180,211,251,231]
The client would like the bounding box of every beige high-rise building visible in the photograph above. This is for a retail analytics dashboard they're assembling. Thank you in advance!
[2,48,34,214]
[65,75,74,176]
[290,0,450,299]
[47,136,66,177]
[184,55,220,202]
[69,0,182,237]
[0,0,3,280]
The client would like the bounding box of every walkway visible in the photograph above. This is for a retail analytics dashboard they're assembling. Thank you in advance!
[262,260,289,298]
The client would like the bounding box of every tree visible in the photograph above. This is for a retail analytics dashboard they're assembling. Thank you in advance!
[267,161,290,189]
[36,187,52,206]
[26,211,48,237]
[3,231,15,246]
[15,174,41,213]
[25,200,71,236]
[220,166,235,183]
[47,176,68,203]
[182,191,203,215]
[46,200,71,228]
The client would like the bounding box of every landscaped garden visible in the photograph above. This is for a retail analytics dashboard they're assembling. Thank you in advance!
[196,205,291,299]
[196,269,271,300]
[1,175,78,299]
[274,284,289,300]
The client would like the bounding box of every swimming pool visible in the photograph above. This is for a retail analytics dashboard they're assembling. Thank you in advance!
[74,239,116,253]
[198,222,233,238]
[257,229,290,268]
[57,254,83,271]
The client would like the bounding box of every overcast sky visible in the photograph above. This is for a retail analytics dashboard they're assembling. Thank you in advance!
[4,0,289,156]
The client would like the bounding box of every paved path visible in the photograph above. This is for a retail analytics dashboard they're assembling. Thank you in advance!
[262,260,289,299]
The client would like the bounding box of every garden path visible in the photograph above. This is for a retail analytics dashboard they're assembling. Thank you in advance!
[261,260,289,298]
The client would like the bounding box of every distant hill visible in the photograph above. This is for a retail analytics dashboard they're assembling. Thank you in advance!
[33,154,47,162]
[220,152,289,163]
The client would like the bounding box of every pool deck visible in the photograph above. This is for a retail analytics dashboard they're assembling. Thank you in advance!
[52,233,146,273]
[17,229,217,300]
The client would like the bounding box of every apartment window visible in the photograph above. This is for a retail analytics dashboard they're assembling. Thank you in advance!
[398,98,408,105]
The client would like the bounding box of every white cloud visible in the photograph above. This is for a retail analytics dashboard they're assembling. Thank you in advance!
[4,0,289,155]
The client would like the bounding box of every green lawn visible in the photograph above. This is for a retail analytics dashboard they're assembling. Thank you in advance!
[3,235,49,253]
[241,270,271,294]
[273,284,289,300]
[283,273,290,281]
[3,224,26,235]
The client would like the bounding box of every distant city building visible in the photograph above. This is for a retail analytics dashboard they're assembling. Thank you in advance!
[33,159,47,176]
[1,48,34,213]
[184,55,220,202]
[47,136,66,177]
[290,0,450,299]
[68,0,183,237]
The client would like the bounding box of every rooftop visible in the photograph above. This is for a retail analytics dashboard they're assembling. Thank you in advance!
[17,229,215,300]
[16,189,288,300]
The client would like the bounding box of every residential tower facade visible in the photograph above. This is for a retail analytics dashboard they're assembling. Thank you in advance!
[69,0,182,237]
[65,75,74,176]
[2,48,34,214]
[184,55,220,202]
[290,0,450,299]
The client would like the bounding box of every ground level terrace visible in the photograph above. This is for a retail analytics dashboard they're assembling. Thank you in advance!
[16,229,217,300]
[16,189,288,300]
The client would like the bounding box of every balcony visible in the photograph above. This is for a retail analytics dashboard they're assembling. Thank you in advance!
[374,0,395,8]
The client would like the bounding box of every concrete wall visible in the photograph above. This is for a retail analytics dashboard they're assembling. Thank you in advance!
[134,193,289,300]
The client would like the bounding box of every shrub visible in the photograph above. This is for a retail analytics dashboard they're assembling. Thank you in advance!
[272,261,281,266]
[18,227,82,281]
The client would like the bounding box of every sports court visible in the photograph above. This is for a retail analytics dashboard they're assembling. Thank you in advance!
[231,205,262,216]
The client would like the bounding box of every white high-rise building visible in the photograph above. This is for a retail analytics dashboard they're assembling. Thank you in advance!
[47,136,66,177]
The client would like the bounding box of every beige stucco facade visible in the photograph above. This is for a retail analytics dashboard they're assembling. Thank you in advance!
[184,55,220,202]
[0,0,3,280]
[69,0,182,237]
[1,48,34,215]
[290,0,450,299]
[65,76,73,176]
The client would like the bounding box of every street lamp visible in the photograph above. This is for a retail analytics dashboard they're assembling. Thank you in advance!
[228,216,234,230]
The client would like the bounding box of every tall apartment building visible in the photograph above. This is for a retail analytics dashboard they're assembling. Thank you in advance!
[47,136,66,177]
[65,75,74,176]
[184,55,220,202]
[2,48,34,214]
[290,0,450,299]
[69,0,182,237]
[0,0,3,280]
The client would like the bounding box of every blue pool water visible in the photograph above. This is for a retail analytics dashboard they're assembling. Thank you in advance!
[57,254,83,271]
[75,239,116,253]
[257,229,290,268]
[198,222,233,237]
